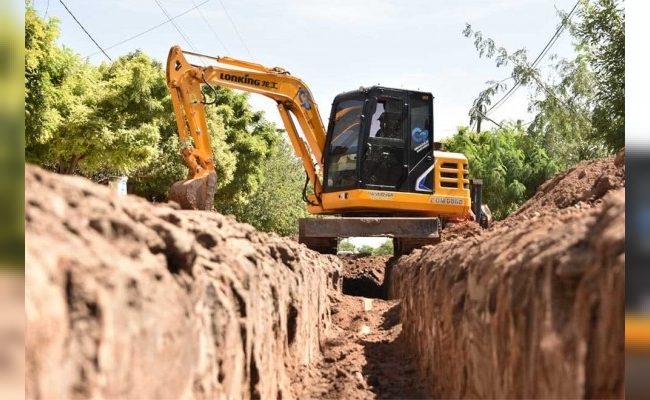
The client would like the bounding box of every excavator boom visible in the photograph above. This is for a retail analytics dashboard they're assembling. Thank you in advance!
[166,46,327,211]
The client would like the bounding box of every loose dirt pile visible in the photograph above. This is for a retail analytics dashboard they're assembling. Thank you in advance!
[505,150,625,224]
[339,254,390,299]
[389,152,625,399]
[25,164,341,400]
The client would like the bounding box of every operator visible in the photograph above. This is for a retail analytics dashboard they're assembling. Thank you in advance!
[376,112,400,139]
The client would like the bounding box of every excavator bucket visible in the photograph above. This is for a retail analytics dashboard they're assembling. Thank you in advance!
[168,171,217,211]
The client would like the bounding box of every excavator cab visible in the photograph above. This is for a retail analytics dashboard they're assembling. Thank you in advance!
[324,87,434,198]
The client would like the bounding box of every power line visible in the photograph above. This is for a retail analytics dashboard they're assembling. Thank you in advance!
[58,0,112,61]
[217,0,254,60]
[153,0,200,53]
[85,0,210,58]
[191,0,230,54]
[486,0,580,116]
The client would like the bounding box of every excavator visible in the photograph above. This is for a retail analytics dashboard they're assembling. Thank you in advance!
[166,45,491,255]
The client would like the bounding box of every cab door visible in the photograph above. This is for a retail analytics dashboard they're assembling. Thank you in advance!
[361,90,408,191]
[406,91,434,193]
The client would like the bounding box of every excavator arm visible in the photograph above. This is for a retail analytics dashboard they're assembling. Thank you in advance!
[166,45,327,211]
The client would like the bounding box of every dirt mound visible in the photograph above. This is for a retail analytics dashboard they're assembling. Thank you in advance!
[339,255,390,298]
[442,220,482,241]
[388,153,625,399]
[506,151,625,224]
[25,164,341,400]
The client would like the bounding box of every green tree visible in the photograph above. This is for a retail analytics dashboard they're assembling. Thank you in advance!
[25,6,162,175]
[128,100,237,203]
[357,245,375,255]
[24,2,308,237]
[25,4,70,160]
[338,239,356,253]
[573,0,625,151]
[444,125,559,220]
[238,135,310,236]
[463,0,624,163]
[373,239,393,256]
[209,88,280,216]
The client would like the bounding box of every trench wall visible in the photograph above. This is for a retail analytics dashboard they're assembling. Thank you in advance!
[25,165,341,400]
[389,190,625,399]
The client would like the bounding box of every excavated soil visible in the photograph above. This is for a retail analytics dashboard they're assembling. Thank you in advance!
[25,164,341,400]
[339,254,390,299]
[25,149,625,399]
[293,291,427,399]
[389,151,625,399]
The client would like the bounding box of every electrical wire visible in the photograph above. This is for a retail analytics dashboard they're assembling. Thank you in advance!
[85,0,210,58]
[486,0,580,116]
[191,0,230,54]
[217,0,254,60]
[153,0,200,53]
[58,0,112,61]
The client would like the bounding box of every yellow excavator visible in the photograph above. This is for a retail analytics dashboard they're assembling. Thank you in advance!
[166,45,491,255]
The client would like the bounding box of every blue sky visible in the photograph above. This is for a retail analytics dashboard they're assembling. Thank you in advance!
[27,0,590,139]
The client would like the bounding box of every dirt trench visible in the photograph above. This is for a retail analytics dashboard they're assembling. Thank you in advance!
[25,149,625,399]
[292,255,428,399]
[25,164,424,400]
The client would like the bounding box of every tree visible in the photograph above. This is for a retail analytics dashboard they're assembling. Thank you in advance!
[238,135,310,236]
[209,88,280,216]
[338,239,356,253]
[373,240,393,256]
[463,0,624,163]
[444,125,559,220]
[24,2,309,237]
[573,0,625,151]
[357,245,375,256]
[25,6,163,175]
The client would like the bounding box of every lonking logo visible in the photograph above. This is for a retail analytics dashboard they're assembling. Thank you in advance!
[219,73,278,89]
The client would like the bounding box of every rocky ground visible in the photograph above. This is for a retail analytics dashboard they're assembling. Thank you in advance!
[25,149,625,399]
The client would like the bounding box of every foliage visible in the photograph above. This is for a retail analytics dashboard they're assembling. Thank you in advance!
[128,102,236,203]
[444,125,560,220]
[25,3,62,152]
[24,3,311,237]
[526,55,608,168]
[463,0,625,164]
[372,239,393,256]
[238,136,310,236]
[572,0,625,151]
[25,7,163,175]
[209,88,280,216]
[357,245,375,256]
[338,239,356,252]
